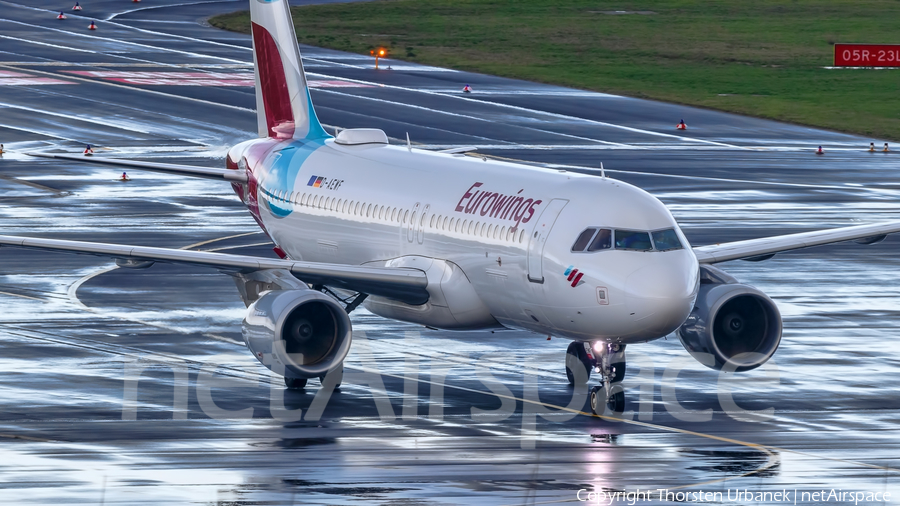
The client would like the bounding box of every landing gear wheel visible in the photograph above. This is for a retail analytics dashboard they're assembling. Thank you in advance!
[606,389,625,413]
[319,365,343,388]
[589,385,625,414]
[565,341,592,385]
[284,377,308,390]
[589,385,603,415]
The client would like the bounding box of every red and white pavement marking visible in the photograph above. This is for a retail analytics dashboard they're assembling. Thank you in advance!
[63,71,373,88]
[65,70,255,86]
[0,71,74,85]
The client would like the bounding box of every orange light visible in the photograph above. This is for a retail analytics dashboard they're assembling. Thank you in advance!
[379,49,385,56]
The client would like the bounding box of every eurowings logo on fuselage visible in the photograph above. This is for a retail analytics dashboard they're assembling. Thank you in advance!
[564,265,585,287]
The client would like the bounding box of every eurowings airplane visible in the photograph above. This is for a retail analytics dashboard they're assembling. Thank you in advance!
[4,0,900,414]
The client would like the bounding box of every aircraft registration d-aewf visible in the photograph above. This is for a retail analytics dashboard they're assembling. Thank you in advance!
[5,0,900,414]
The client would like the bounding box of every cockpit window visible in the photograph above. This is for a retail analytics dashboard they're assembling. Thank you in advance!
[571,228,596,252]
[651,228,683,251]
[615,230,653,251]
[573,227,680,253]
[587,228,612,251]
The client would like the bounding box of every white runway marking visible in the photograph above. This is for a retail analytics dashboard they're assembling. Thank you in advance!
[530,159,900,192]
[306,71,744,149]
[0,0,252,53]
[0,18,247,66]
[0,121,84,143]
[314,88,631,147]
[104,0,233,21]
[0,65,255,114]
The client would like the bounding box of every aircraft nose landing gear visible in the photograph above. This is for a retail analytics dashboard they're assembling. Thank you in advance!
[587,343,626,415]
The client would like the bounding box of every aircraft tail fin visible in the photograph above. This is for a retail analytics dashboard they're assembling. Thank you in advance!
[249,0,329,140]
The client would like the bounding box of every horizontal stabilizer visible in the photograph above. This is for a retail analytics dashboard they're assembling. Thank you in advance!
[27,152,247,182]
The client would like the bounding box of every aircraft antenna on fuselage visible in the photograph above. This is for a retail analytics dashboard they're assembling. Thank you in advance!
[248,0,329,141]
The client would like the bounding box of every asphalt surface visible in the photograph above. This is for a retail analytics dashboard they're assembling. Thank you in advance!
[1,1,900,505]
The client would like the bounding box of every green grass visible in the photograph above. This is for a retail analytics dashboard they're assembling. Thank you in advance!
[210,0,900,141]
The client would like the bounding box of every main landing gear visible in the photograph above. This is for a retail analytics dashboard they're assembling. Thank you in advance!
[284,365,344,390]
[566,341,626,415]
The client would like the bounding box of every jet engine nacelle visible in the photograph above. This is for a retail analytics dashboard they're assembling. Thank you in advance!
[676,265,782,372]
[243,289,352,379]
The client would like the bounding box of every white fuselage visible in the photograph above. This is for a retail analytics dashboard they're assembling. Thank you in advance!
[228,135,700,344]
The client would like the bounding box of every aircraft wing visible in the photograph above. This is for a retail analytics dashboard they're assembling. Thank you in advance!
[0,235,428,304]
[27,152,247,183]
[693,221,900,264]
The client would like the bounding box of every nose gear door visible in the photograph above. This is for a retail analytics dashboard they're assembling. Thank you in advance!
[526,198,568,283]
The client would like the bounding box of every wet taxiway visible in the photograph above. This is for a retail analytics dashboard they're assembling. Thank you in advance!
[1,1,899,504]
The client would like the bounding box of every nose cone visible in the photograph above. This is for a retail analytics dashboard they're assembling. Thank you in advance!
[624,253,699,338]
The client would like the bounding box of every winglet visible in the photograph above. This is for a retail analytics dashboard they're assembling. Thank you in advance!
[249,0,329,141]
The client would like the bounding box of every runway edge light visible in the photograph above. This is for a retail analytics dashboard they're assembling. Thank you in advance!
[73,2,81,10]
[57,11,67,20]
[370,47,387,69]
[88,20,97,30]
[676,119,687,130]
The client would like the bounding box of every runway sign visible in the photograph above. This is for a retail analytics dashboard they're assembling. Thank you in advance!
[834,44,900,67]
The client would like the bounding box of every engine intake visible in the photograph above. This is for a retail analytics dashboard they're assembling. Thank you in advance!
[243,289,352,379]
[676,265,782,372]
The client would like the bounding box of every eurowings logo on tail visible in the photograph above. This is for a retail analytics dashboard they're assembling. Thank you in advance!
[251,0,333,220]
[250,0,330,141]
